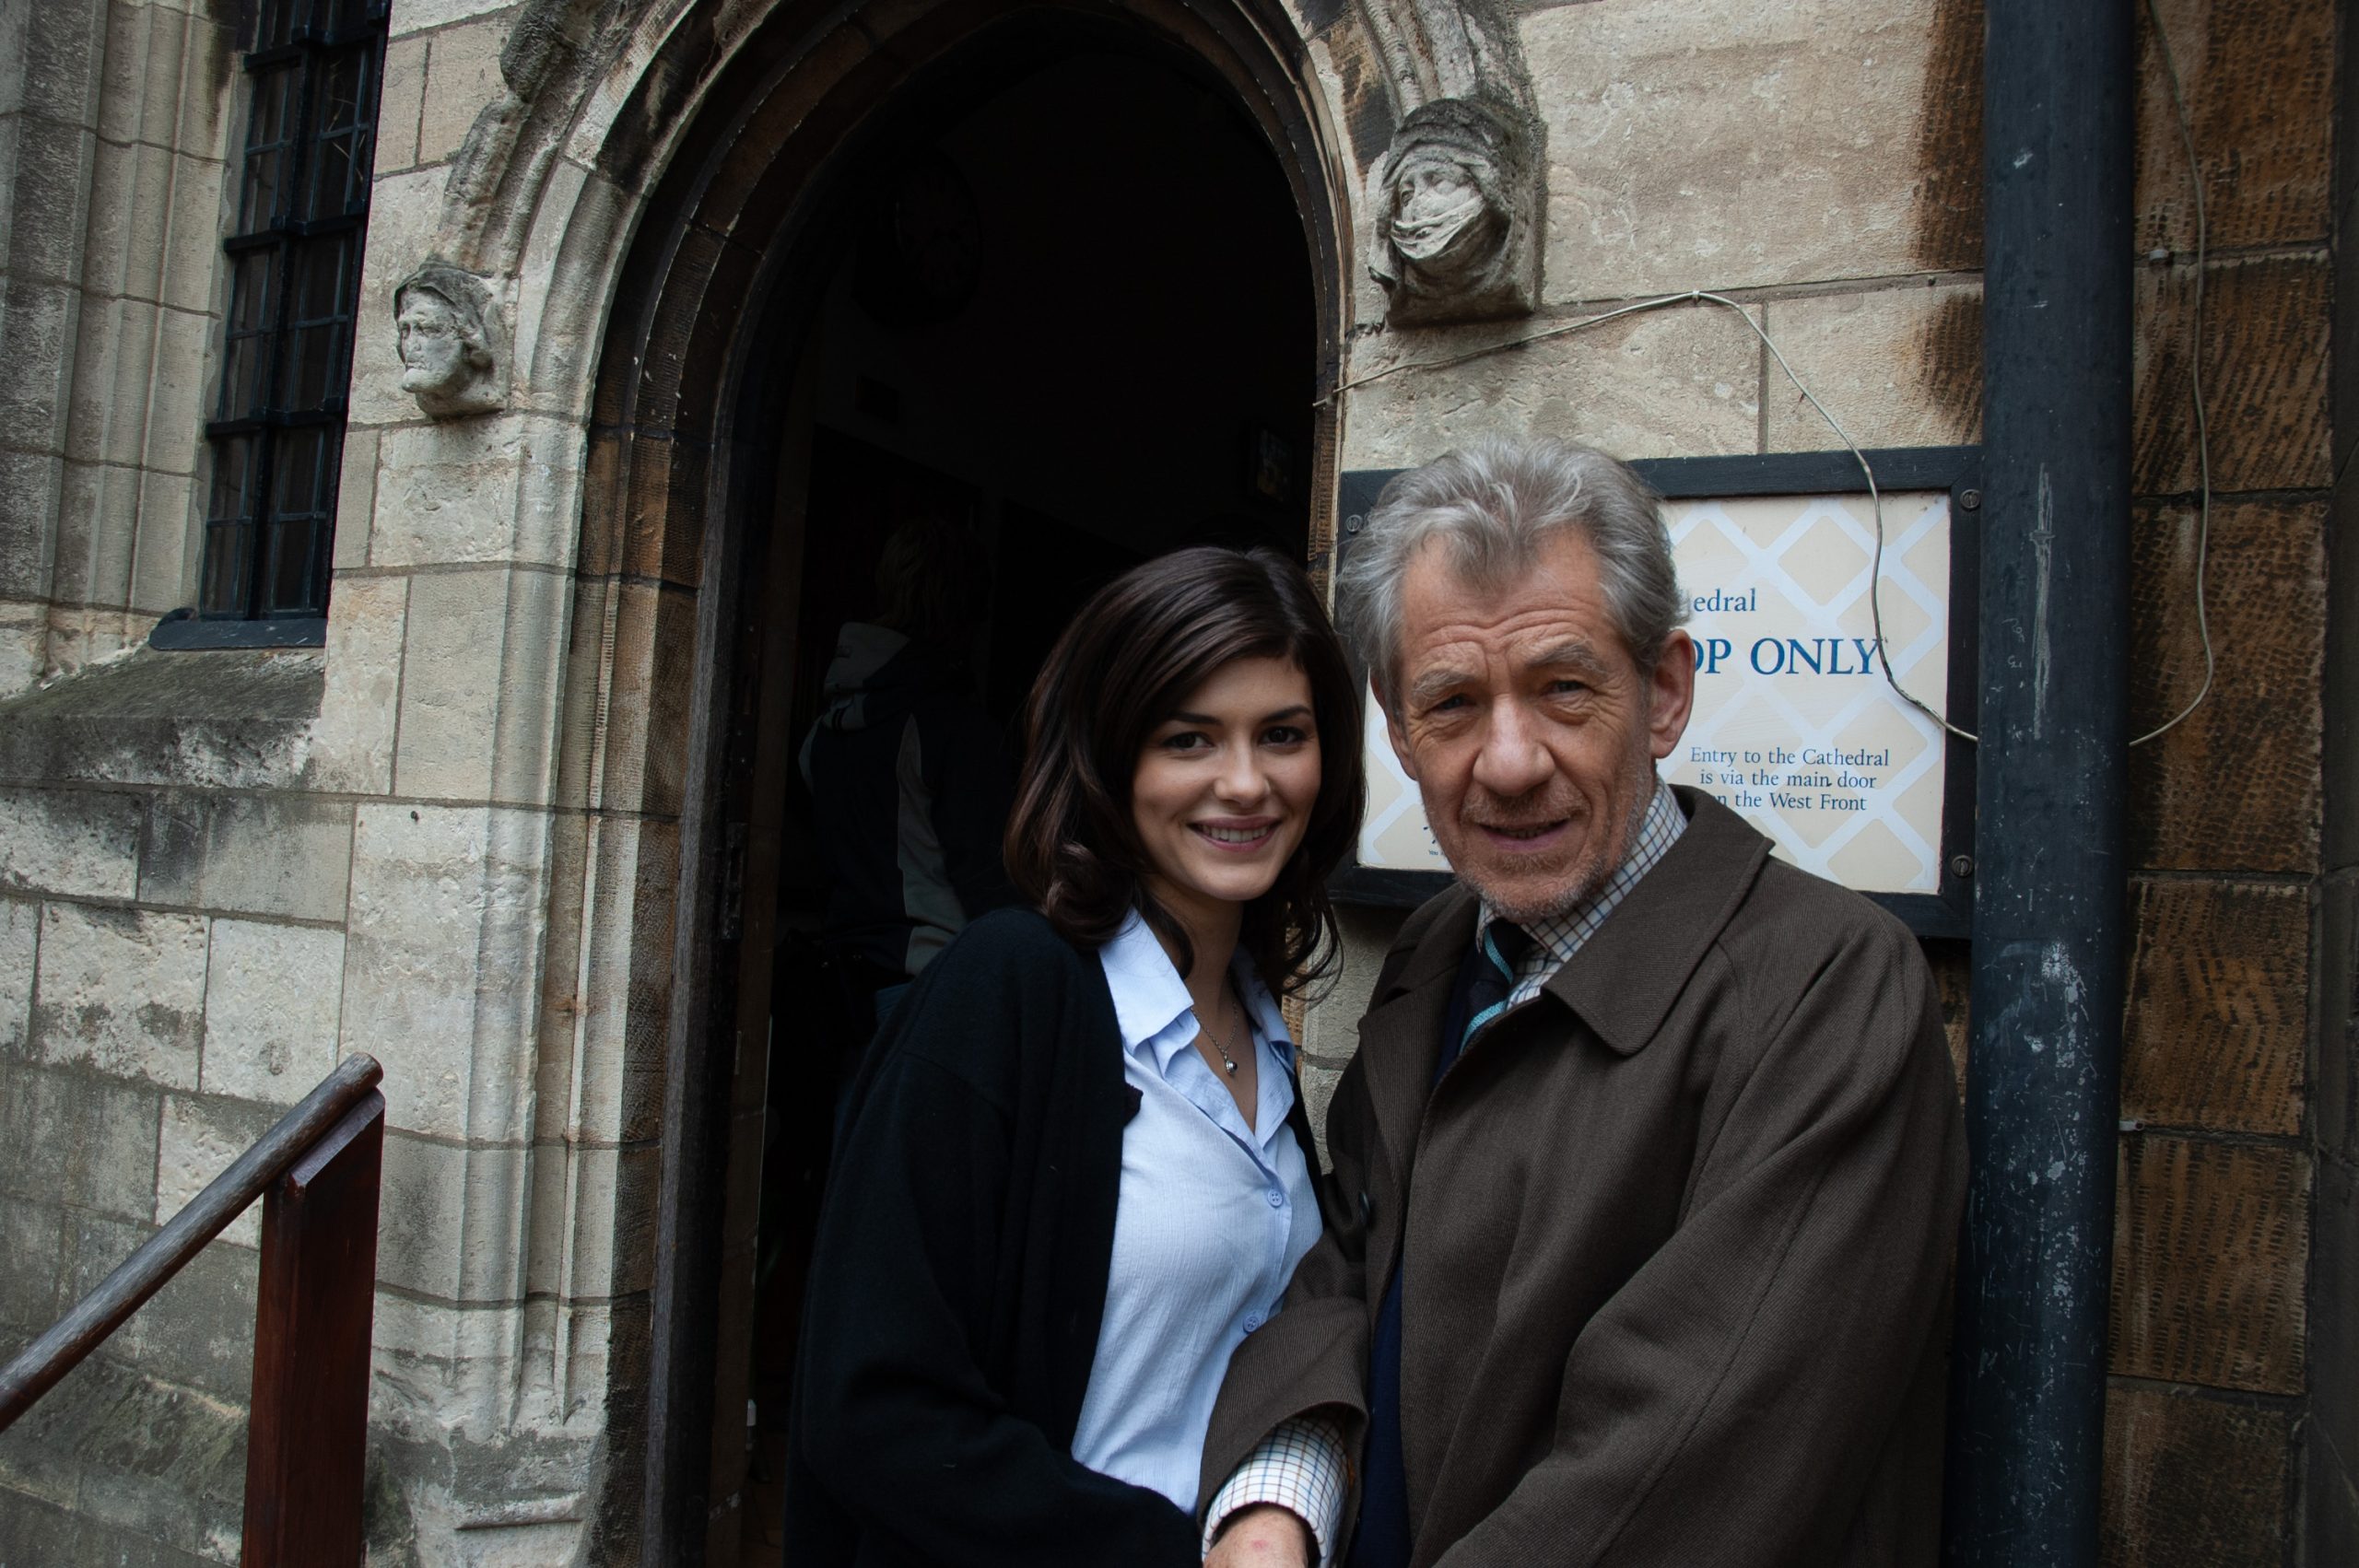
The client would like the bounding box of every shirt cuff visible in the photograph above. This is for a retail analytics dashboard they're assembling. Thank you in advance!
[1203,1415,1350,1567]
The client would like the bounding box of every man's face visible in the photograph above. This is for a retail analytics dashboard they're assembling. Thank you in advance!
[1382,528,1694,922]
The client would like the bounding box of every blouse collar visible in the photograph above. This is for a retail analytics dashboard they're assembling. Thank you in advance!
[1099,907,1296,1073]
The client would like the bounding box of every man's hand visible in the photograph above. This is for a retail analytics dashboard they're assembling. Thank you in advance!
[1203,1504,1315,1568]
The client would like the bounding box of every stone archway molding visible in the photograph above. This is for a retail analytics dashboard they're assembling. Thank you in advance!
[391,0,1545,424]
[438,0,646,278]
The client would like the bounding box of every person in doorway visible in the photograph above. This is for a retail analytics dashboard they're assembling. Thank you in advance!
[1199,437,1967,1568]
[799,513,1018,1031]
[783,545,1366,1567]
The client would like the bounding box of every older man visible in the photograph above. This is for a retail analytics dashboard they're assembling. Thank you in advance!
[1199,438,1966,1568]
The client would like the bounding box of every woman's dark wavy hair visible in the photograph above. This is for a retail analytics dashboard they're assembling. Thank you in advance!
[1004,545,1365,996]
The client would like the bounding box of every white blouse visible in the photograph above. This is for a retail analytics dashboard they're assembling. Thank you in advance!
[1067,910,1323,1514]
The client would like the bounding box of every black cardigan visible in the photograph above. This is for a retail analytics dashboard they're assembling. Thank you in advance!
[782,908,1207,1567]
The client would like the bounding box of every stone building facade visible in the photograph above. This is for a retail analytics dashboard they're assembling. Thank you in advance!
[0,0,2344,1564]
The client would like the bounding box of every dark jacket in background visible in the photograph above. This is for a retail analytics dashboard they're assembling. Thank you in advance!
[1202,790,1968,1568]
[782,909,1202,1568]
[799,622,1017,980]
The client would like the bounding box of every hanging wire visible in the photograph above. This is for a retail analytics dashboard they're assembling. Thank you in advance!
[2129,0,2215,746]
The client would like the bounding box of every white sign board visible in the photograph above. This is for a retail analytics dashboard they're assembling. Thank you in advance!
[1356,490,1954,896]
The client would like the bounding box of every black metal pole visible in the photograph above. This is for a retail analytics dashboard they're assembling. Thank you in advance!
[1943,2,2134,1564]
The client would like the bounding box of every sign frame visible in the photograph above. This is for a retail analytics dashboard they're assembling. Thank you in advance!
[1328,445,1981,940]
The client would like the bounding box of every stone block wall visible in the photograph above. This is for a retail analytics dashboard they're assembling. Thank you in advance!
[0,0,237,698]
[1332,0,1983,473]
[0,652,340,1565]
[0,646,647,1566]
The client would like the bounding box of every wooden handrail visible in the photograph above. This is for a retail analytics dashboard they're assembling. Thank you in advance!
[0,1052,387,1562]
[0,1052,385,1431]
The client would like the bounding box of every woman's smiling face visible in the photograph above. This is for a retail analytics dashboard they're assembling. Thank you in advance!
[1131,655,1322,933]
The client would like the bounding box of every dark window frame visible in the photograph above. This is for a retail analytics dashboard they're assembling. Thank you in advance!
[180,0,390,640]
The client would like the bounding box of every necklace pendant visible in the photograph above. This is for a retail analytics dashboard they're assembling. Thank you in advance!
[1200,1007,1242,1076]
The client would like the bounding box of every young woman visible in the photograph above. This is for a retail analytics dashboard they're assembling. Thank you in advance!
[783,545,1365,1567]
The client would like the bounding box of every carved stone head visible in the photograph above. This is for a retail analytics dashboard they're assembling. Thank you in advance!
[1370,99,1540,326]
[394,264,503,417]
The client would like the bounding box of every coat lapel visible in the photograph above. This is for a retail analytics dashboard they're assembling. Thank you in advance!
[1346,795,1766,1257]
[1543,789,1769,1054]
[1353,889,1478,1221]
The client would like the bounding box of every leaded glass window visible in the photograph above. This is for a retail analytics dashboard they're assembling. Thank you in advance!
[197,0,388,622]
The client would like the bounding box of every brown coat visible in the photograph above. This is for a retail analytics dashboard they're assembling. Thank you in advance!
[1202,789,1967,1568]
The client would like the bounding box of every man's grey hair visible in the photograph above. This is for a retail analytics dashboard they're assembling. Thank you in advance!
[1335,436,1687,708]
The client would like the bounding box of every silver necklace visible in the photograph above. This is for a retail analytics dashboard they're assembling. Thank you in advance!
[1198,996,1246,1076]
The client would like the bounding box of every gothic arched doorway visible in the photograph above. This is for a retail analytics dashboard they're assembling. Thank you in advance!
[579,2,1345,1557]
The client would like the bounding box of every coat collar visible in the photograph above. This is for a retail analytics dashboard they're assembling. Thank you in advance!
[1537,787,1768,1055]
[1097,907,1296,1072]
[1354,788,1769,1176]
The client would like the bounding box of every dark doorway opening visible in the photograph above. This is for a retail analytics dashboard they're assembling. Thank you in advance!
[723,33,1317,1565]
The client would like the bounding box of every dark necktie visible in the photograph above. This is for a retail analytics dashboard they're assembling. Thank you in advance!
[1455,920,1533,1064]
[1347,920,1532,1568]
